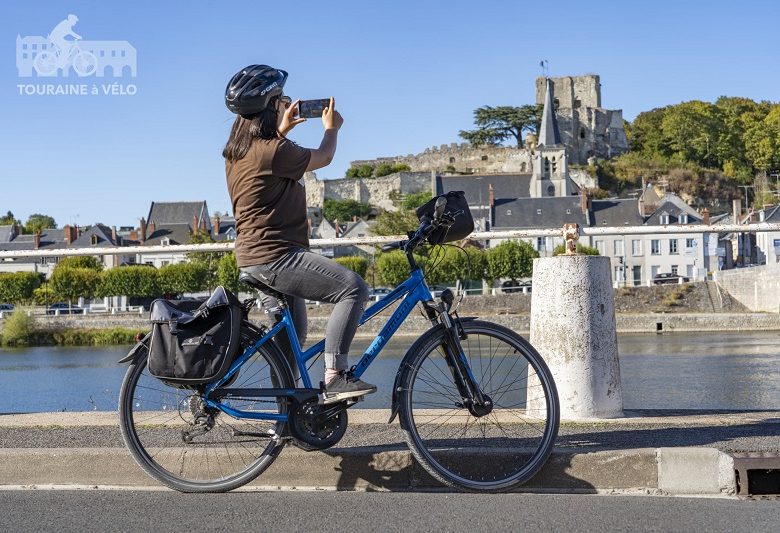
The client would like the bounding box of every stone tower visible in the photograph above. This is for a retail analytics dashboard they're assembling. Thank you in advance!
[535,74,628,164]
[532,78,570,197]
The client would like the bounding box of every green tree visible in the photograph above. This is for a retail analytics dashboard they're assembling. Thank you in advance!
[24,214,57,234]
[157,262,210,295]
[628,107,669,157]
[371,209,419,236]
[376,250,423,286]
[0,272,43,303]
[459,104,542,147]
[485,240,538,283]
[661,101,725,167]
[346,164,375,178]
[322,198,372,222]
[55,256,103,271]
[186,229,223,289]
[50,267,102,302]
[423,246,486,286]
[98,266,160,298]
[401,191,433,211]
[334,256,369,278]
[0,211,20,226]
[216,252,242,294]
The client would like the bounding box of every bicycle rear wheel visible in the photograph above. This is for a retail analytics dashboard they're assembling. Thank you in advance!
[398,320,559,492]
[119,326,294,492]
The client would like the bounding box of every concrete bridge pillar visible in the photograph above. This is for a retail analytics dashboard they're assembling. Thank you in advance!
[530,255,624,419]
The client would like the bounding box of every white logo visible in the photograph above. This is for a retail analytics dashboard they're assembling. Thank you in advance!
[260,82,278,96]
[16,14,137,96]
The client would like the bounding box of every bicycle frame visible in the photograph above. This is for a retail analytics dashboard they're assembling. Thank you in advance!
[203,268,435,421]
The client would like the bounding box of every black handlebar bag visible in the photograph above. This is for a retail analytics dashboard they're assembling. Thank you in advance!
[148,286,243,388]
[415,190,475,244]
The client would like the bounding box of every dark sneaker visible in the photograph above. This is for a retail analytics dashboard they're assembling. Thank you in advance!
[322,372,377,404]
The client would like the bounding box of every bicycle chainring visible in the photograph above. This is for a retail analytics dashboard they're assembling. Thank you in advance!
[288,398,348,451]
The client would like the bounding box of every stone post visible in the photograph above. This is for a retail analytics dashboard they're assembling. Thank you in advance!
[529,255,624,419]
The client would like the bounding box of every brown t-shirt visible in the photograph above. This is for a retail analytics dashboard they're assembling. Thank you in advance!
[225,138,312,267]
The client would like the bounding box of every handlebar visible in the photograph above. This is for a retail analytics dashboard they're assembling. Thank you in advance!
[381,199,455,254]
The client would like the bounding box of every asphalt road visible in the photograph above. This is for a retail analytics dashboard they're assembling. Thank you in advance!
[1,490,778,532]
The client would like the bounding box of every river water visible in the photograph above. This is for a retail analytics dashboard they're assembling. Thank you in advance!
[1,332,779,413]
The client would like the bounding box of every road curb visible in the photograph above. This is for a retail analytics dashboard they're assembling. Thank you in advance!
[0,446,735,494]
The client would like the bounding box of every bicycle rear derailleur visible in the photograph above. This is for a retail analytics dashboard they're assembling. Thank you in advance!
[180,395,216,443]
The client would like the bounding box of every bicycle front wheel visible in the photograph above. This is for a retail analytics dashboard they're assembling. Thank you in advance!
[398,320,559,492]
[119,327,294,492]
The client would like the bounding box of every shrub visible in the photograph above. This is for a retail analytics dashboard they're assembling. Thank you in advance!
[552,244,600,256]
[216,252,241,294]
[54,256,103,271]
[99,265,160,297]
[1,307,34,346]
[158,262,210,295]
[0,272,43,303]
[50,267,102,302]
[334,256,369,278]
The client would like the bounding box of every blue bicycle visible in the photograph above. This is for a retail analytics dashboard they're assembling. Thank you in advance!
[119,198,560,492]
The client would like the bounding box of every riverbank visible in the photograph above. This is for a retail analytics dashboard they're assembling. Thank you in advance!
[0,282,768,346]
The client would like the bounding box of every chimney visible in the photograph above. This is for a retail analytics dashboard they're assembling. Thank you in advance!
[76,225,83,238]
[488,183,494,208]
[34,230,40,249]
[581,190,589,215]
[63,224,72,244]
[129,229,138,241]
[149,222,156,236]
[334,218,340,238]
[211,215,221,238]
[139,218,147,243]
[192,215,199,234]
[733,199,742,224]
[111,225,117,243]
[702,208,710,226]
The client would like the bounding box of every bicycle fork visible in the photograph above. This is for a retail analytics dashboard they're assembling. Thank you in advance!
[439,313,493,417]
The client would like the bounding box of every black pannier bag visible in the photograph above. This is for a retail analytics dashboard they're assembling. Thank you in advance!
[415,190,475,245]
[148,286,243,388]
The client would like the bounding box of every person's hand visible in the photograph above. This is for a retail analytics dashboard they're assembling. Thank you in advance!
[278,99,306,137]
[322,97,343,131]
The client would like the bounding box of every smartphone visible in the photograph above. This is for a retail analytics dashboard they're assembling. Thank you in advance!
[298,99,329,119]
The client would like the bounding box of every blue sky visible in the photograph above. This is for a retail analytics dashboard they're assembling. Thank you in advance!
[2,0,778,228]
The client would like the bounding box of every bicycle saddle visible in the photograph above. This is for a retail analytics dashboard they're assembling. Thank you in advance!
[238,271,288,303]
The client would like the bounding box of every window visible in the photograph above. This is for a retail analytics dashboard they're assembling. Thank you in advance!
[686,238,695,249]
[547,185,555,195]
[574,99,582,109]
[669,239,678,255]
[679,213,688,224]
[161,237,170,246]
[651,239,660,255]
[506,209,512,216]
[580,127,586,139]
[537,237,546,250]
[671,265,678,275]
[553,98,560,109]
[660,214,670,225]
[90,235,98,245]
[614,266,624,282]
[595,240,605,255]
[481,155,488,161]
[614,240,624,256]
[631,239,642,256]
[449,157,455,164]
[566,208,571,215]
[536,209,542,215]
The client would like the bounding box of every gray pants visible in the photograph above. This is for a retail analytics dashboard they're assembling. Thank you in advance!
[241,248,369,371]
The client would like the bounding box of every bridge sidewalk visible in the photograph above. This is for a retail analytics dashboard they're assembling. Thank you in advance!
[1,410,778,494]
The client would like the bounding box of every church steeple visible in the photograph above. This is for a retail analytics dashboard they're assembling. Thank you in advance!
[538,78,561,147]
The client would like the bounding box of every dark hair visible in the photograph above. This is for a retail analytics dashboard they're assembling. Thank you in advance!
[222,97,280,161]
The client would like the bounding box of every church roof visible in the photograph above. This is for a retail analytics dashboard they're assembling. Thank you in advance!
[538,78,562,147]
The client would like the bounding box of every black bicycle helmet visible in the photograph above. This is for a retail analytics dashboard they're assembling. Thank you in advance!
[224,64,288,115]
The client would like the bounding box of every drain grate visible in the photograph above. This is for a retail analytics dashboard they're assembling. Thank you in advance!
[732,452,780,496]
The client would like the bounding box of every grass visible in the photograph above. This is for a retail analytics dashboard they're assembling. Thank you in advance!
[0,325,147,347]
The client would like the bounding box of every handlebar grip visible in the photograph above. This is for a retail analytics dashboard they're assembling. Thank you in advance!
[433,197,447,221]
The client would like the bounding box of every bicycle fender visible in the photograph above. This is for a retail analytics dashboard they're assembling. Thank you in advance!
[118,332,151,364]
[388,324,446,426]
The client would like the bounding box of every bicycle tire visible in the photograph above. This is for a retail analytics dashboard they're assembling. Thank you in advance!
[398,320,559,492]
[119,324,294,492]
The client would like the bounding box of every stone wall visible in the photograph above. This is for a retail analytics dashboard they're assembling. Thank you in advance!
[351,144,535,175]
[715,264,780,312]
[306,171,432,212]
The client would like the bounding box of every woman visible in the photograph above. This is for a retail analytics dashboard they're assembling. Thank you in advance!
[222,64,375,404]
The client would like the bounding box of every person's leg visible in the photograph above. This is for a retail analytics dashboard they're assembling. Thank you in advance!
[244,249,373,401]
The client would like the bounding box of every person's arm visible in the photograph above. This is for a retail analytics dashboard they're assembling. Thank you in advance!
[307,97,343,172]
